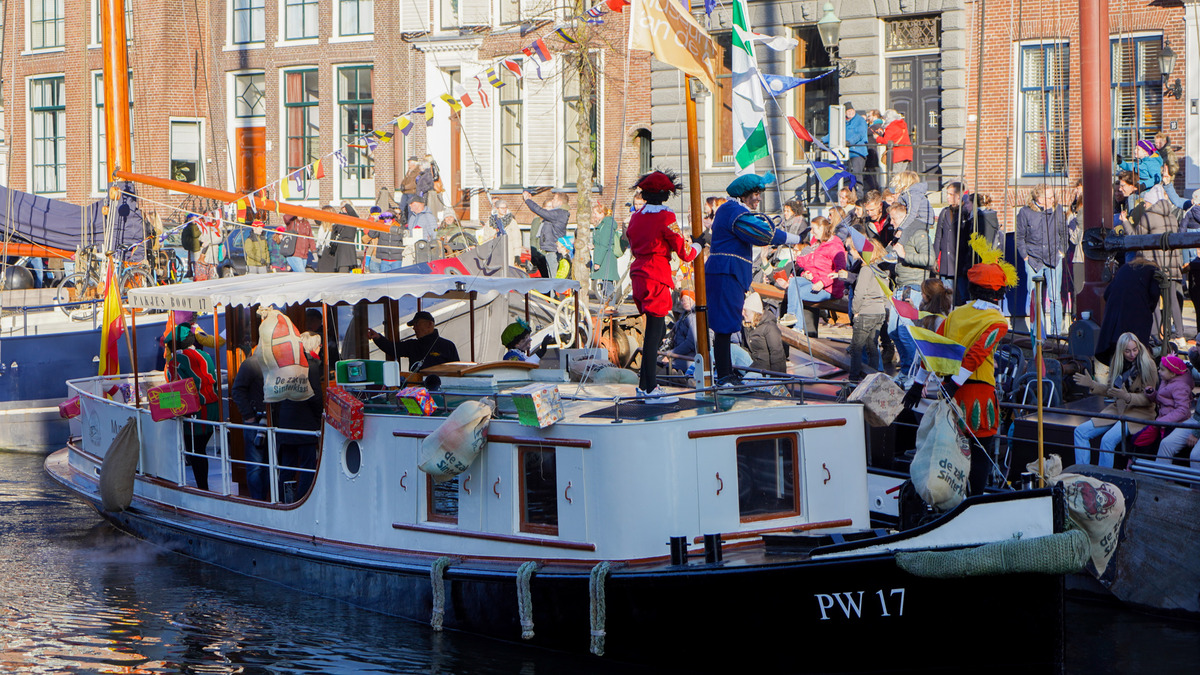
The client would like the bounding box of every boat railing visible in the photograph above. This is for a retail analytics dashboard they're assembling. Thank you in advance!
[68,374,322,504]
[2,299,103,334]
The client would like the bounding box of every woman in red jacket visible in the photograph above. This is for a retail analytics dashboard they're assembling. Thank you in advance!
[627,170,701,402]
[778,217,847,315]
[875,109,913,175]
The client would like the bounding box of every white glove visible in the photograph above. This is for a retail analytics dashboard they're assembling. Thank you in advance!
[690,242,703,257]
[783,232,801,246]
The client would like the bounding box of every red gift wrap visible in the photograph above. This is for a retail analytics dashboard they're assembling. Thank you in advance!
[147,379,202,422]
[58,396,81,419]
[325,384,364,440]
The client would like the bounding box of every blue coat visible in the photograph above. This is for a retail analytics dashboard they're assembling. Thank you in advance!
[845,114,869,159]
[705,199,792,333]
[1118,154,1163,190]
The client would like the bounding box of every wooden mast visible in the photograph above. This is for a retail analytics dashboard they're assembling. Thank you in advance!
[100,0,132,182]
[685,79,712,387]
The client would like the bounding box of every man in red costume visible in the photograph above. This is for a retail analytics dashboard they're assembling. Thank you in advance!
[627,170,701,403]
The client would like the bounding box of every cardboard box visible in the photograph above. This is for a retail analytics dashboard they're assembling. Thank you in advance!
[510,383,564,428]
[325,385,365,440]
[398,386,438,416]
[848,372,904,427]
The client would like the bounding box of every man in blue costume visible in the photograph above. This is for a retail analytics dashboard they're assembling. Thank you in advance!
[706,173,802,386]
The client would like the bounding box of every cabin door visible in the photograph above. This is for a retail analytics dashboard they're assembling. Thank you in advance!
[886,53,942,185]
[236,126,267,194]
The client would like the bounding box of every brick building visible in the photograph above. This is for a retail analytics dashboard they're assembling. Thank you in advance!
[0,0,651,233]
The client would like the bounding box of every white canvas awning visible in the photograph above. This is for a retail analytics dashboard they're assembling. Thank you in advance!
[126,273,580,312]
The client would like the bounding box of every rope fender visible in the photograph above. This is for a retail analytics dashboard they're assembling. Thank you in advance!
[429,556,452,631]
[516,561,541,640]
[588,561,612,656]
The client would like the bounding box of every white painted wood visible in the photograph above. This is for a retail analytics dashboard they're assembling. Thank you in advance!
[523,64,558,187]
[400,0,430,32]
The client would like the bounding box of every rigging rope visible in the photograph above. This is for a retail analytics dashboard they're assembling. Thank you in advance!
[429,556,452,631]
[515,560,540,640]
[587,560,611,656]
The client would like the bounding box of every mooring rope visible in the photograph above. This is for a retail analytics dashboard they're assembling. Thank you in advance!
[516,560,540,640]
[429,556,452,631]
[588,561,612,656]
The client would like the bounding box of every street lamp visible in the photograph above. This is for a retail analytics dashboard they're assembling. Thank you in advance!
[816,2,856,77]
[1159,39,1183,99]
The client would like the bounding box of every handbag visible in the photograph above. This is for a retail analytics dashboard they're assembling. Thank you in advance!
[147,379,201,422]
[58,396,81,419]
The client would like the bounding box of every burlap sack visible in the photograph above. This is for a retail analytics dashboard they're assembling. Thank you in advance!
[257,308,315,403]
[909,400,971,511]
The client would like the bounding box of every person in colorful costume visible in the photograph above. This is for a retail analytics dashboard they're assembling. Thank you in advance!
[501,319,551,365]
[706,173,802,385]
[166,324,220,491]
[627,170,701,401]
[904,233,1015,495]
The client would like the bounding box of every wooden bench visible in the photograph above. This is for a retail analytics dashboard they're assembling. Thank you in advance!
[752,283,849,337]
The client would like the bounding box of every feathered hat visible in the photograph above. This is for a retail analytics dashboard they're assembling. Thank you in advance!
[966,232,1018,290]
[633,169,682,194]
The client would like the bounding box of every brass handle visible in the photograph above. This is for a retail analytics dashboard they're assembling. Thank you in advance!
[716,472,724,495]
[400,471,407,491]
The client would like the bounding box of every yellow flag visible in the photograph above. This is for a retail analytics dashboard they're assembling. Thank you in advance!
[440,93,462,113]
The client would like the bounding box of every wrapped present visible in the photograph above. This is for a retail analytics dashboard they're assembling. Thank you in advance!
[325,384,364,440]
[147,379,201,422]
[847,372,904,427]
[58,396,81,419]
[398,386,437,416]
[510,383,564,428]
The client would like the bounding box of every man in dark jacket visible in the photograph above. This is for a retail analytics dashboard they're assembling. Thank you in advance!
[230,353,268,500]
[523,190,569,279]
[934,182,976,304]
[366,310,460,371]
[276,334,324,502]
[375,211,406,272]
[1015,185,1069,335]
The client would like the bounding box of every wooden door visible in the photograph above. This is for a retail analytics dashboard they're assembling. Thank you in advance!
[887,54,943,185]
[236,126,267,193]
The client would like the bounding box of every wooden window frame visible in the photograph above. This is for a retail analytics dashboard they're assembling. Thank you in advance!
[735,433,801,523]
[425,473,459,524]
[518,445,558,536]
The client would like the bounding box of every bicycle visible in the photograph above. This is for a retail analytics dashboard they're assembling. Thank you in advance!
[53,242,161,321]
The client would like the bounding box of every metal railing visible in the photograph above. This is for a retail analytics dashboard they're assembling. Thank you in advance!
[1,299,104,335]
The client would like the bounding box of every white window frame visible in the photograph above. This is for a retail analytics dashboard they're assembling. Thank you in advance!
[278,67,323,205]
[27,73,67,196]
[169,118,205,190]
[91,70,135,195]
[24,0,65,54]
[1013,39,1071,180]
[495,0,520,27]
[493,62,525,189]
[226,0,266,49]
[559,50,604,190]
[331,0,373,41]
[275,0,319,46]
[89,0,134,48]
[332,62,375,205]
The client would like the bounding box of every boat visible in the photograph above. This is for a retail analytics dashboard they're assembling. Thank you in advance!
[45,272,1075,673]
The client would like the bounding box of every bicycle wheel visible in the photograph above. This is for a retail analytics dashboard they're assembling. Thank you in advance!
[54,271,103,322]
[121,267,159,313]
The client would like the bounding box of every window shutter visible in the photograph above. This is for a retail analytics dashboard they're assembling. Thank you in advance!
[461,72,492,188]
[524,67,557,187]
[400,0,430,32]
[459,0,488,25]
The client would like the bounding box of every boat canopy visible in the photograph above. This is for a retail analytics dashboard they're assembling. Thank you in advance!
[0,182,145,254]
[126,273,581,312]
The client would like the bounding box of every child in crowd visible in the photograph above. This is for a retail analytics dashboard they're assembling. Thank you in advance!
[843,229,888,380]
[1117,139,1164,191]
[1136,354,1194,451]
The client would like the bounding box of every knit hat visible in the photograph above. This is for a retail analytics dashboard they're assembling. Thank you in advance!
[743,292,764,315]
[1136,139,1158,156]
[965,233,1018,290]
[557,236,574,257]
[1161,354,1187,375]
[369,205,383,215]
[726,172,776,198]
[501,319,531,348]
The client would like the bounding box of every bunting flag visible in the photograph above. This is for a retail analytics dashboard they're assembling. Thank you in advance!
[502,59,523,79]
[364,134,379,152]
[246,194,257,215]
[787,116,813,142]
[98,262,125,379]
[474,74,485,90]
[373,128,395,142]
[425,102,436,126]
[908,325,967,377]
[397,116,414,135]
[810,160,857,191]
[585,5,605,22]
[760,69,834,96]
[292,170,306,195]
[486,68,503,87]
[737,26,800,52]
[313,158,325,180]
[526,37,553,62]
[280,173,294,200]
[606,0,630,11]
[333,149,348,167]
[234,197,248,222]
[476,89,491,108]
[440,93,462,113]
[731,0,768,173]
[555,27,578,44]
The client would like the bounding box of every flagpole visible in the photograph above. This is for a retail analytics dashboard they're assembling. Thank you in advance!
[685,75,713,388]
[1034,274,1046,488]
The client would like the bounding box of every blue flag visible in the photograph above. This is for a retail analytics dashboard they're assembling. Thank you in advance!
[810,160,857,192]
[758,69,835,96]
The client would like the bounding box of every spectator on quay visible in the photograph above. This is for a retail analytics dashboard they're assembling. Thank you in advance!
[398,156,421,223]
[361,207,382,273]
[1180,190,1200,321]
[701,196,726,246]
[244,221,270,275]
[934,181,976,304]
[1015,184,1069,335]
[268,227,290,272]
[283,215,314,273]
[489,198,521,267]
[555,236,574,279]
[862,191,895,245]
[892,171,933,227]
[886,200,936,382]
[314,205,358,273]
[1123,171,1186,344]
[781,199,807,239]
[843,229,888,381]
[1072,331,1158,469]
[366,310,460,371]
[742,292,786,374]
[524,190,569,280]
[1159,161,1193,212]
[591,201,622,297]
[406,197,438,248]
[1154,132,1177,177]
[1095,256,1160,363]
[313,217,333,269]
[821,102,869,184]
[875,109,913,177]
[1117,139,1164,191]
[664,290,698,374]
[777,216,846,329]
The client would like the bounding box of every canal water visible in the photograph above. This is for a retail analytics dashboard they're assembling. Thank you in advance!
[3,450,1197,674]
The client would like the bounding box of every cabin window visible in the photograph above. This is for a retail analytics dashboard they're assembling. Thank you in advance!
[563,53,600,189]
[498,67,523,188]
[232,0,265,44]
[169,120,204,185]
[1020,43,1070,178]
[519,446,558,535]
[736,434,800,521]
[94,72,136,193]
[338,66,375,200]
[1111,35,1163,163]
[30,0,64,50]
[284,0,318,40]
[30,76,66,195]
[338,0,373,37]
[285,69,320,198]
[427,474,459,524]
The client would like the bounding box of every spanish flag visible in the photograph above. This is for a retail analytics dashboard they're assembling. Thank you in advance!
[98,262,125,378]
[907,325,966,377]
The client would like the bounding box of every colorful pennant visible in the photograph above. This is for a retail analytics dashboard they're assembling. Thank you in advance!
[397,116,413,135]
[502,59,523,79]
[486,68,503,87]
[440,93,462,113]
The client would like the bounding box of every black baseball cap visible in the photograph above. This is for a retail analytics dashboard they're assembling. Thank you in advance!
[407,310,435,326]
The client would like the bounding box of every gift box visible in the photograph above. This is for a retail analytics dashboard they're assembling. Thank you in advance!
[325,384,365,440]
[147,379,201,422]
[510,383,564,428]
[58,396,81,419]
[398,386,438,416]
[848,372,904,427]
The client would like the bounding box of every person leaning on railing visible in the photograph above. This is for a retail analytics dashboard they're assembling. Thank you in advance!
[1072,332,1158,469]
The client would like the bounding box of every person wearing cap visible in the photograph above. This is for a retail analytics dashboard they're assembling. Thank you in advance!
[820,102,869,186]
[268,226,291,272]
[903,233,1016,495]
[554,235,574,279]
[627,170,701,401]
[501,319,553,364]
[362,207,383,273]
[244,220,271,274]
[1157,350,1200,467]
[1117,139,1164,191]
[165,324,220,491]
[366,311,460,372]
[706,172,801,386]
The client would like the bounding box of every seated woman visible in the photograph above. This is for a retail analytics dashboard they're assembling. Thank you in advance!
[501,319,552,365]
[1072,331,1159,468]
[776,216,846,322]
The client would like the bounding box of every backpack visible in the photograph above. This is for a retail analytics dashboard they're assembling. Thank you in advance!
[180,221,202,253]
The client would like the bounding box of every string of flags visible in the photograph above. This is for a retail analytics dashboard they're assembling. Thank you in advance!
[223,0,631,211]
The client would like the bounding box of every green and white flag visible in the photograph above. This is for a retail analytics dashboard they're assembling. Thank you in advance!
[732,0,768,173]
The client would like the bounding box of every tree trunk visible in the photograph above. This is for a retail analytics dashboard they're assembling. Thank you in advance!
[572,21,595,288]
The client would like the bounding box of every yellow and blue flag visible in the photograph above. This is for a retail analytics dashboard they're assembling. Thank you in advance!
[907,325,966,377]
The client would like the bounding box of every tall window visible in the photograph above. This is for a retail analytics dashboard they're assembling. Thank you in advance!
[1020,43,1070,177]
[439,0,457,29]
[94,73,135,192]
[232,0,265,44]
[792,27,835,162]
[284,0,317,40]
[170,120,203,185]
[31,0,65,49]
[233,72,267,120]
[339,0,372,36]
[736,435,800,521]
[1112,36,1163,162]
[711,33,733,166]
[285,69,319,197]
[338,66,374,200]
[499,0,520,25]
[31,77,66,194]
[93,0,134,44]
[519,447,558,535]
[498,68,523,188]
[563,55,599,188]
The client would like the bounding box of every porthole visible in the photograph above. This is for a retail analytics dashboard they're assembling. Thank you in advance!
[342,441,362,478]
